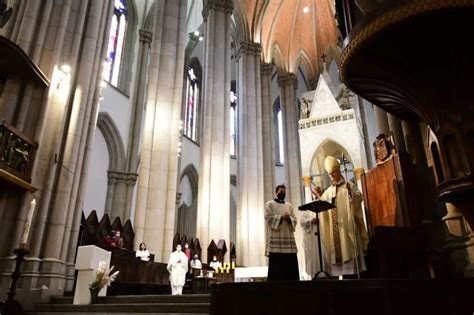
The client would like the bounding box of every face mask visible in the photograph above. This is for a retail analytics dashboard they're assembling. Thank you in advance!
[277,192,285,200]
[213,258,217,261]
[185,245,189,248]
[177,247,181,252]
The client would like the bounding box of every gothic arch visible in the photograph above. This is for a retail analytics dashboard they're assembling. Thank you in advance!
[97,112,125,171]
[177,164,199,237]
[117,0,138,94]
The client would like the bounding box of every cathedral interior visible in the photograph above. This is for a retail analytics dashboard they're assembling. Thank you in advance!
[0,0,474,314]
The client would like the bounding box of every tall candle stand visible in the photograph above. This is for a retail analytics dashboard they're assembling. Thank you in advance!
[0,246,29,315]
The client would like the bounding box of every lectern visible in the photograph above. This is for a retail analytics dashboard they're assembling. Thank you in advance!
[298,200,335,279]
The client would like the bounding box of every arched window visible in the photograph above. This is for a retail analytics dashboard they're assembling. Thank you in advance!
[274,97,285,165]
[104,0,128,87]
[184,67,200,142]
[230,81,237,157]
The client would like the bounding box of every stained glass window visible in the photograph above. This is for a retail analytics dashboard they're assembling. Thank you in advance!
[104,0,128,86]
[276,105,285,164]
[230,83,237,157]
[184,67,199,142]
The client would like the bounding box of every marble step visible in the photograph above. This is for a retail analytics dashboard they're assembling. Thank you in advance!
[29,294,211,314]
[48,294,210,305]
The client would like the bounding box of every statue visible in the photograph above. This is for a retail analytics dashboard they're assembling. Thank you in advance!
[301,97,312,119]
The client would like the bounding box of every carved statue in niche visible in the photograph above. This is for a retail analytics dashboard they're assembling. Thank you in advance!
[301,97,312,119]
[337,86,354,110]
[373,133,396,165]
[3,134,30,174]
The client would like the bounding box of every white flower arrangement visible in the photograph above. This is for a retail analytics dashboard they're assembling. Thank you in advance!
[89,261,119,291]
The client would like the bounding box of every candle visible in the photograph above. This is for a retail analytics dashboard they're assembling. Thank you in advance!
[20,199,36,247]
[231,261,235,269]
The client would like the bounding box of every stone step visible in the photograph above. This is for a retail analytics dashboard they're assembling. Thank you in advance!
[29,294,211,314]
[30,302,210,314]
[48,294,210,305]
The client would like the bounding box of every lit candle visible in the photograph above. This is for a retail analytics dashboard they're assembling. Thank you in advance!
[20,199,36,247]
[231,261,235,269]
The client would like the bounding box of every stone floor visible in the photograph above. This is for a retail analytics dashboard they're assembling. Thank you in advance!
[28,294,210,315]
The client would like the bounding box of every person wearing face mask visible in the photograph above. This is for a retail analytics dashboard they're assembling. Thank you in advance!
[190,254,202,270]
[318,156,368,279]
[183,242,192,263]
[167,244,188,295]
[264,184,299,281]
[209,255,221,270]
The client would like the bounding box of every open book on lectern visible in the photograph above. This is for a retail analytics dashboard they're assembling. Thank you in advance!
[298,200,335,213]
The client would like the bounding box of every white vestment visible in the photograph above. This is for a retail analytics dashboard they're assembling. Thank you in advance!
[209,260,221,270]
[190,259,202,269]
[319,180,368,277]
[167,250,188,295]
[300,210,323,278]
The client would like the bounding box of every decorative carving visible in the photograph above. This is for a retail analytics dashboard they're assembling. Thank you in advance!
[237,41,261,59]
[203,0,234,20]
[0,121,37,182]
[373,133,397,164]
[138,29,152,46]
[260,63,273,76]
[336,86,354,110]
[340,0,474,80]
[277,73,298,88]
[0,1,13,29]
[301,97,312,119]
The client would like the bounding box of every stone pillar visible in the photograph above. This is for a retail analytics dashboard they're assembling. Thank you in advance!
[374,106,390,135]
[277,73,302,206]
[236,42,265,266]
[278,73,305,268]
[260,63,276,202]
[133,0,187,262]
[388,113,406,153]
[196,0,233,262]
[402,119,425,165]
[126,29,152,173]
[0,0,113,298]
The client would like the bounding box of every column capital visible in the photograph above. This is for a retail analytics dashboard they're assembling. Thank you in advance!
[108,170,138,183]
[203,0,234,19]
[237,41,262,58]
[277,73,298,88]
[260,63,273,76]
[138,29,152,46]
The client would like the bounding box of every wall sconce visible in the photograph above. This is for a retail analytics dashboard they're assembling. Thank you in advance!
[189,31,203,42]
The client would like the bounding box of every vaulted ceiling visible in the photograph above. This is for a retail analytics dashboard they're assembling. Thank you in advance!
[234,0,340,81]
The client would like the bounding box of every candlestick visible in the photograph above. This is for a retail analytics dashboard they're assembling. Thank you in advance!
[20,199,36,247]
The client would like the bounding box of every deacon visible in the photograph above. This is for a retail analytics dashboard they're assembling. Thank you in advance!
[319,156,368,278]
[264,184,299,281]
[167,244,188,295]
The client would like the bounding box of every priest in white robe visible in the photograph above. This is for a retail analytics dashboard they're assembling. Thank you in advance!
[319,156,368,278]
[167,244,188,295]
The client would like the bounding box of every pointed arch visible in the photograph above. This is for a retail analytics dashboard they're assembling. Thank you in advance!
[177,164,199,238]
[293,49,316,83]
[97,112,125,171]
[272,44,286,74]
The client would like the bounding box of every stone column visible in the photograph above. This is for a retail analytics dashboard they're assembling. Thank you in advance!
[196,0,233,262]
[388,113,406,153]
[277,73,302,206]
[374,106,390,135]
[278,73,305,268]
[236,42,265,266]
[133,0,187,262]
[125,29,152,173]
[402,119,425,165]
[260,63,276,202]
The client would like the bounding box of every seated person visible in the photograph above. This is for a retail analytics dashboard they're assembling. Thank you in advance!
[209,255,221,270]
[136,242,150,261]
[115,230,124,248]
[102,230,120,248]
[190,254,202,270]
